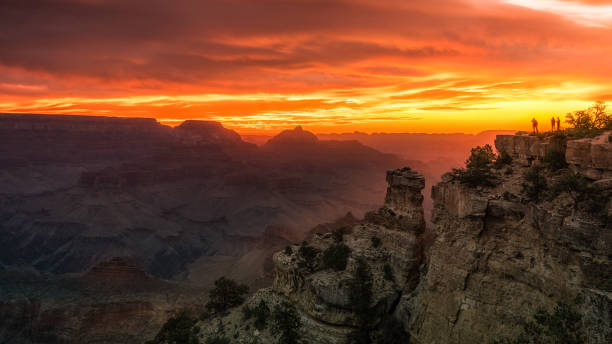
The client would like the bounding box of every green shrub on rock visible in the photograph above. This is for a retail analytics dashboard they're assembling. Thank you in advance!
[206,277,249,314]
[371,236,381,248]
[347,258,375,344]
[271,301,302,344]
[492,302,584,344]
[146,312,200,344]
[521,165,548,202]
[452,144,497,187]
[297,243,320,271]
[323,243,351,271]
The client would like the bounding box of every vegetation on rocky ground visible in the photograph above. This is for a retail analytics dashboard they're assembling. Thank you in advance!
[373,317,411,344]
[297,242,320,271]
[332,227,346,242]
[346,258,375,344]
[370,236,381,248]
[145,312,200,344]
[493,149,513,169]
[205,336,231,344]
[383,264,394,282]
[323,243,351,271]
[271,301,302,344]
[542,148,567,171]
[452,144,498,187]
[492,302,584,344]
[552,172,607,214]
[242,299,271,330]
[522,165,548,202]
[206,277,249,315]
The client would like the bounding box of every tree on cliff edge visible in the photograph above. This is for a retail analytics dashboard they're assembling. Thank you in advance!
[453,144,497,187]
[206,277,249,314]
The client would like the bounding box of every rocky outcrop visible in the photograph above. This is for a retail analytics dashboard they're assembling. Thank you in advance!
[365,168,426,232]
[270,168,426,331]
[495,131,612,179]
[495,133,566,166]
[566,132,612,179]
[195,168,427,343]
[405,135,612,344]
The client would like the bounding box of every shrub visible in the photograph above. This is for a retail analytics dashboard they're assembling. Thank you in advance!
[271,301,302,344]
[250,300,271,330]
[347,258,375,344]
[492,302,584,344]
[206,336,231,344]
[453,144,497,187]
[297,244,320,271]
[146,312,199,344]
[284,246,293,255]
[322,243,351,271]
[504,167,513,175]
[493,149,513,169]
[242,305,253,320]
[383,264,394,282]
[332,227,345,243]
[521,165,547,202]
[375,317,410,344]
[206,277,249,314]
[552,172,605,213]
[543,149,567,171]
[370,236,381,248]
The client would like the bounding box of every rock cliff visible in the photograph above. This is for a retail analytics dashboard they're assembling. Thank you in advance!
[195,133,611,344]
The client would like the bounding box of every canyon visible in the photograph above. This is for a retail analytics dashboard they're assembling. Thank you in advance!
[0,113,552,343]
[197,131,611,344]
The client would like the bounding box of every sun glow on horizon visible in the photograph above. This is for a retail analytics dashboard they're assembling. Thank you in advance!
[1,0,611,134]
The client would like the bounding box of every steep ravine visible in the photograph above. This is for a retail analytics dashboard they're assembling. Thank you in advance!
[195,132,611,344]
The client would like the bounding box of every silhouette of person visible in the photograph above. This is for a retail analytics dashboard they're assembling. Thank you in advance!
[532,118,539,134]
[556,117,561,131]
[551,117,555,132]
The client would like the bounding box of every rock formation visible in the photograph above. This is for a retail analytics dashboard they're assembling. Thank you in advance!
[195,133,611,344]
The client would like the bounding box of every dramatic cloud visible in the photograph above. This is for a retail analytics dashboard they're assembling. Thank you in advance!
[1,0,611,133]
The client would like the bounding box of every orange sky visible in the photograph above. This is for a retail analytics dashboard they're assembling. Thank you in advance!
[1,0,612,134]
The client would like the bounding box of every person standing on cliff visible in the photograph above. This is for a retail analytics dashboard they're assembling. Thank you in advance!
[532,117,539,134]
[556,116,561,131]
[551,117,556,132]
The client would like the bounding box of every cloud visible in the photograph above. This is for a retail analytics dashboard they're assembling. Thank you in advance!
[0,0,611,132]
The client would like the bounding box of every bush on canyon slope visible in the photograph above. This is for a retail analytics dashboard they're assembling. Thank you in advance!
[323,243,351,271]
[271,301,302,344]
[242,299,271,330]
[492,302,584,344]
[146,312,200,344]
[374,317,411,344]
[297,242,320,271]
[552,172,606,213]
[522,165,548,202]
[493,149,513,169]
[453,144,497,187]
[347,258,375,344]
[206,277,249,314]
[543,148,568,171]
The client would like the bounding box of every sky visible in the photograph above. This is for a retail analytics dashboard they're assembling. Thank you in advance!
[1,0,611,134]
